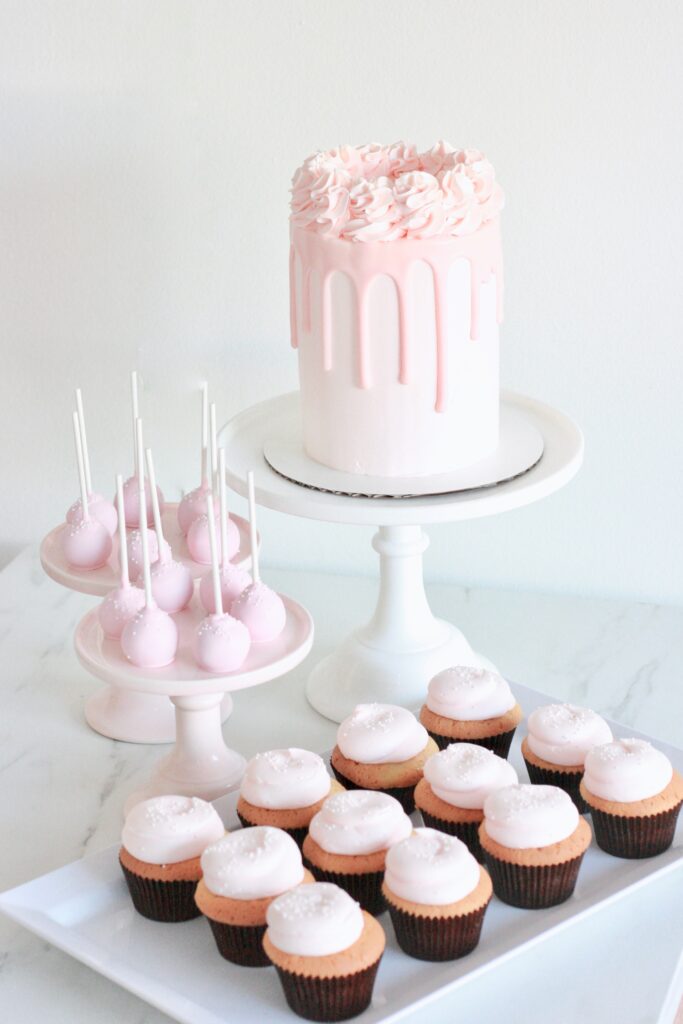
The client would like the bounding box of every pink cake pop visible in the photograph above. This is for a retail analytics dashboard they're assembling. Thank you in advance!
[187,403,239,564]
[199,448,250,612]
[145,446,193,613]
[120,372,165,527]
[66,390,117,536]
[194,492,251,673]
[177,382,210,535]
[230,471,286,643]
[98,475,145,638]
[61,411,113,570]
[121,421,178,669]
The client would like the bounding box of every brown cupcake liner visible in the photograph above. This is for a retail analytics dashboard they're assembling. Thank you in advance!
[482,849,586,909]
[589,802,682,859]
[272,958,382,1022]
[418,810,485,862]
[386,900,489,961]
[205,917,270,966]
[426,728,517,759]
[329,765,416,813]
[522,758,589,814]
[120,861,201,922]
[236,810,309,850]
[303,857,386,916]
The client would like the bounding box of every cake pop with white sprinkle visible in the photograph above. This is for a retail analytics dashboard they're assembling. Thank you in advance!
[145,446,193,613]
[120,372,165,528]
[66,389,117,536]
[98,474,145,638]
[199,448,250,613]
[187,402,239,565]
[177,382,211,535]
[231,471,286,643]
[61,411,113,570]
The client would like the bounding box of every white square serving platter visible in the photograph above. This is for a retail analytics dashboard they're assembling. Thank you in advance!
[2,681,682,1024]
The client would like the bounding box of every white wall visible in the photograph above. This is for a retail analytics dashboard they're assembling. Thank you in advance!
[1,0,682,603]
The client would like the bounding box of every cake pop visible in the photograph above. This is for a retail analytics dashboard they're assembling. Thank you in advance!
[199,448,250,612]
[66,389,117,536]
[98,475,145,638]
[145,446,193,613]
[120,371,165,527]
[61,411,113,570]
[177,382,210,535]
[230,471,286,643]
[121,421,178,668]
[194,491,251,673]
[187,403,239,564]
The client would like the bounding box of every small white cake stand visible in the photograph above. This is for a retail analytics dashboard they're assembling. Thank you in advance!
[41,502,256,744]
[74,595,314,814]
[221,390,583,722]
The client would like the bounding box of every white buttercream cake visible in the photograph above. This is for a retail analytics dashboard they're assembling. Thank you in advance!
[289,141,504,478]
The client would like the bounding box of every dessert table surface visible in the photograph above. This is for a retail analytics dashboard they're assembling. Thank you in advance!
[1,545,682,1024]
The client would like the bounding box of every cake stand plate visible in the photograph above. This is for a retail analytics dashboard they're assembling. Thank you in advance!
[222,390,583,721]
[263,401,544,498]
[74,597,314,812]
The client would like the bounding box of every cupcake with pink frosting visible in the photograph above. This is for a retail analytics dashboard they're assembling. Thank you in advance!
[419,666,523,758]
[521,703,613,812]
[579,739,683,858]
[302,789,412,914]
[194,826,314,966]
[414,743,518,860]
[382,828,493,961]
[236,748,344,848]
[119,795,225,922]
[330,702,438,813]
[479,784,592,908]
[263,882,385,1022]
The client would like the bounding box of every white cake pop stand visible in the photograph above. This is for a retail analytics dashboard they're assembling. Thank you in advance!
[74,594,314,814]
[41,502,256,744]
[221,390,584,722]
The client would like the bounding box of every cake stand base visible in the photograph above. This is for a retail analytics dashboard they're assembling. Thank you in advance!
[84,687,234,744]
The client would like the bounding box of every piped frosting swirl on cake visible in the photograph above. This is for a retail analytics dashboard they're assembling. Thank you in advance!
[266,882,364,957]
[121,795,225,865]
[582,739,674,803]
[240,748,333,810]
[424,742,518,809]
[526,703,613,767]
[337,703,429,764]
[483,784,579,849]
[201,826,304,900]
[308,790,413,855]
[427,667,516,722]
[384,827,481,905]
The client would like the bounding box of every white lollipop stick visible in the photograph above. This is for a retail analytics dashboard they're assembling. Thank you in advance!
[219,448,228,569]
[247,470,259,584]
[209,402,218,489]
[75,389,92,496]
[131,371,140,474]
[72,411,90,521]
[115,474,129,588]
[136,419,154,608]
[206,491,223,616]
[200,382,209,487]
[145,447,167,563]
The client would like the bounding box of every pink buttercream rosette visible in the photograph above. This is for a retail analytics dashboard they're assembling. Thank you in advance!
[290,141,504,241]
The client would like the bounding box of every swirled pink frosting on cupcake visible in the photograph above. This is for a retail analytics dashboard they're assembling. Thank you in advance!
[427,667,516,722]
[122,795,224,865]
[309,790,412,855]
[424,743,518,809]
[483,785,579,849]
[526,704,613,766]
[266,882,364,957]
[240,748,333,810]
[583,739,674,802]
[384,828,480,905]
[290,141,503,241]
[337,703,428,763]
[201,826,304,899]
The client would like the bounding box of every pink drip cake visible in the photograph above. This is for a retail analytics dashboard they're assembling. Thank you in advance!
[289,141,504,478]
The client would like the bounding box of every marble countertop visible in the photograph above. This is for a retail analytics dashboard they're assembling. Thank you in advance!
[1,545,682,1023]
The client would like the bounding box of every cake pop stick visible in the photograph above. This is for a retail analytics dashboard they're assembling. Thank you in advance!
[230,470,286,642]
[121,371,165,527]
[207,492,223,616]
[146,447,193,612]
[116,475,129,585]
[177,382,210,535]
[76,389,92,496]
[74,411,89,520]
[61,412,112,569]
[219,448,229,570]
[198,447,249,612]
[67,389,117,534]
[137,423,153,608]
[98,475,144,638]
[210,402,218,489]
[187,401,238,565]
[146,447,169,564]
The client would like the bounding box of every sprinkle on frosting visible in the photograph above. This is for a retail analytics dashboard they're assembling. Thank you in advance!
[309,790,413,855]
[526,703,613,767]
[384,827,480,905]
[337,702,428,764]
[583,739,674,803]
[427,666,516,722]
[424,742,518,809]
[266,882,364,957]
[201,825,304,900]
[483,784,579,850]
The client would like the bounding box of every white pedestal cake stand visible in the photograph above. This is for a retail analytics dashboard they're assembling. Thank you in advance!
[221,390,583,722]
[41,503,255,744]
[74,594,314,814]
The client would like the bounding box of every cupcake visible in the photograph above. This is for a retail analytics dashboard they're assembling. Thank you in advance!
[579,739,683,858]
[521,703,612,812]
[237,748,345,848]
[419,666,523,757]
[382,828,492,961]
[119,795,225,922]
[479,784,592,908]
[330,702,437,813]
[414,742,518,861]
[194,826,314,966]
[302,789,412,914]
[263,882,385,1022]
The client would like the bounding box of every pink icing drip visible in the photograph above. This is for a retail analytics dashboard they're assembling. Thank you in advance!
[291,220,503,413]
[289,245,298,349]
